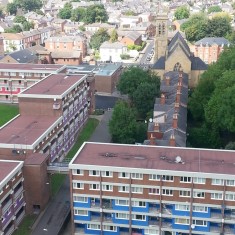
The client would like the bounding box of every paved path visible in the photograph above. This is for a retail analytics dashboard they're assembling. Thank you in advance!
[31,111,112,235]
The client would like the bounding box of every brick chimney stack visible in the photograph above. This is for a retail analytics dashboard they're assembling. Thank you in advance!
[173,113,178,129]
[174,102,180,112]
[150,133,156,145]
[178,71,183,83]
[154,122,159,132]
[165,76,170,86]
[176,90,181,103]
[169,134,176,146]
[160,93,165,105]
[177,81,182,92]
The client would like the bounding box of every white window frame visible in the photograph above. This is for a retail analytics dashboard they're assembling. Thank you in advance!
[87,224,101,230]
[101,171,113,177]
[149,188,159,195]
[162,189,173,196]
[131,173,143,179]
[89,170,100,176]
[102,184,113,191]
[118,186,129,192]
[145,228,159,235]
[211,192,223,200]
[193,206,208,212]
[175,204,190,211]
[175,218,190,225]
[73,195,87,203]
[72,169,84,175]
[180,176,192,183]
[115,199,129,206]
[225,193,235,201]
[116,212,129,219]
[103,225,117,232]
[132,201,146,207]
[74,209,88,216]
[131,187,143,194]
[212,179,224,185]
[73,182,84,189]
[162,175,174,181]
[192,219,207,227]
[149,174,160,181]
[89,184,100,190]
[118,172,130,178]
[193,191,205,198]
[132,214,146,221]
[226,180,235,186]
[179,190,191,197]
[193,177,206,184]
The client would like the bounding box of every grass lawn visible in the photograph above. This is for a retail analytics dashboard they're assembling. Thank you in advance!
[13,215,37,235]
[0,104,19,126]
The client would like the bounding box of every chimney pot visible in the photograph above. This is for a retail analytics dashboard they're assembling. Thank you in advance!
[165,76,170,86]
[169,133,176,146]
[160,93,165,104]
[173,113,178,128]
[150,133,156,145]
[154,122,159,132]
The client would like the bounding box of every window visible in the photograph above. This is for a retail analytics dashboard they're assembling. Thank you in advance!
[103,226,117,231]
[25,73,32,77]
[175,204,190,211]
[225,193,235,201]
[162,189,173,196]
[179,190,191,197]
[87,224,101,230]
[102,184,113,191]
[162,175,174,181]
[180,177,191,183]
[89,170,100,176]
[175,218,189,225]
[132,201,146,207]
[132,214,146,221]
[212,179,224,185]
[226,180,235,186]
[90,184,100,190]
[118,186,129,192]
[192,220,207,226]
[211,193,223,200]
[193,191,205,198]
[73,182,84,189]
[131,187,143,194]
[116,213,129,219]
[115,199,129,206]
[149,188,159,195]
[193,177,206,184]
[131,173,143,179]
[145,229,159,235]
[101,171,113,177]
[149,174,160,180]
[72,169,83,175]
[193,206,208,212]
[74,209,88,215]
[73,196,87,202]
[118,172,130,178]
[10,72,16,76]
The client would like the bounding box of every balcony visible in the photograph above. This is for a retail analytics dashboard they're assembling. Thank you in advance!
[4,224,14,235]
[90,215,112,223]
[16,210,25,225]
[14,185,23,199]
[2,199,12,213]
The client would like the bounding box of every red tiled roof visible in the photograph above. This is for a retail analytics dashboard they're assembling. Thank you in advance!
[71,142,235,176]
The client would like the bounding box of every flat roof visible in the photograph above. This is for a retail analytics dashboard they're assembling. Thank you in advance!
[70,142,235,176]
[0,160,23,188]
[0,115,60,148]
[0,63,65,72]
[20,73,86,96]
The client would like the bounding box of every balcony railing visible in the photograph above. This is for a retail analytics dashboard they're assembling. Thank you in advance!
[14,186,23,199]
[16,211,25,225]
[4,225,14,235]
[2,199,12,213]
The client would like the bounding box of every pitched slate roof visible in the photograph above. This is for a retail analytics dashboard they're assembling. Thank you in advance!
[6,49,37,63]
[195,37,230,46]
[152,56,165,69]
[191,56,208,70]
[125,31,141,41]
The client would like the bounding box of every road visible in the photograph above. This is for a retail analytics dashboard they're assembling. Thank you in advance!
[31,111,113,235]
[139,40,154,64]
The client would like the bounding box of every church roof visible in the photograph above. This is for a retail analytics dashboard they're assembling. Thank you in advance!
[191,56,208,70]
[152,56,165,69]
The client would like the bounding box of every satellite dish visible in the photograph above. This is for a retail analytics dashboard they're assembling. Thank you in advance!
[149,118,153,123]
[191,224,195,229]
[175,156,182,163]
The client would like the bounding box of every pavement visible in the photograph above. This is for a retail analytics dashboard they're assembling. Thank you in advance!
[31,111,113,235]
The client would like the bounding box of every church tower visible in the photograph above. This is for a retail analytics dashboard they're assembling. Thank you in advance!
[154,12,168,62]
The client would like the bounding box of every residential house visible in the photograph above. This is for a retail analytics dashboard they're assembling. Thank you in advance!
[64,22,80,34]
[119,15,141,28]
[138,12,154,22]
[2,33,24,52]
[193,37,230,64]
[85,23,116,33]
[50,19,67,32]
[99,42,127,62]
[120,31,142,46]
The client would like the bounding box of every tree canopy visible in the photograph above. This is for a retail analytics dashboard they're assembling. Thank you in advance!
[110,29,118,43]
[188,46,235,148]
[207,6,222,14]
[58,3,73,19]
[7,0,42,14]
[181,13,232,42]
[174,6,190,20]
[89,28,110,50]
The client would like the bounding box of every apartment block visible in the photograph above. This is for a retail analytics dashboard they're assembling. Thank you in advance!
[69,142,235,235]
[0,63,66,103]
[0,160,25,235]
[0,73,94,213]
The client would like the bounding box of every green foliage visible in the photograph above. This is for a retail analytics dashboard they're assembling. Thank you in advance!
[117,67,160,118]
[90,28,110,50]
[35,9,45,15]
[109,101,146,144]
[225,142,235,150]
[110,29,118,43]
[58,3,73,19]
[84,4,108,24]
[23,21,34,31]
[0,8,3,18]
[14,15,27,24]
[79,25,85,32]
[127,42,146,51]
[207,6,222,14]
[71,7,86,22]
[181,13,232,42]
[123,10,136,16]
[174,6,190,20]
[120,54,130,60]
[188,46,235,149]
[6,3,17,15]
[5,24,22,33]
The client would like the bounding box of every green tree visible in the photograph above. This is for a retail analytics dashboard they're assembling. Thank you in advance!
[58,3,73,19]
[35,9,45,15]
[174,6,190,20]
[13,15,27,24]
[71,7,86,22]
[110,29,118,43]
[109,101,139,144]
[123,10,136,16]
[5,24,22,33]
[18,0,42,11]
[6,3,17,15]
[225,142,235,150]
[117,67,160,118]
[207,6,222,14]
[23,21,34,31]
[89,28,110,50]
[84,4,108,24]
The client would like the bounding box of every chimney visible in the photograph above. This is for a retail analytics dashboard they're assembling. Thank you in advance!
[179,71,183,83]
[154,122,159,132]
[160,93,165,104]
[165,76,170,86]
[173,113,178,129]
[177,81,182,92]
[169,134,176,146]
[176,90,181,103]
[174,102,180,112]
[149,133,156,145]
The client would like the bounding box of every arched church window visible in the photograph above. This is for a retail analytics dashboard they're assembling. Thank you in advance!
[173,62,182,71]
[162,23,165,35]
